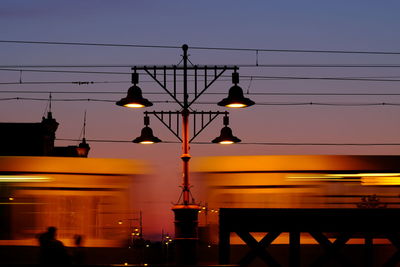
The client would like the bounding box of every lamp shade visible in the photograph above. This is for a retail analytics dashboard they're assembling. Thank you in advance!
[116,85,153,108]
[133,126,161,144]
[76,138,90,157]
[212,126,241,144]
[217,85,255,108]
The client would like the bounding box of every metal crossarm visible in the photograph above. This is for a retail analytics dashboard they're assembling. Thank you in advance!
[146,110,227,142]
[149,111,182,141]
[189,111,225,143]
[188,67,228,107]
[143,67,183,108]
[135,65,235,108]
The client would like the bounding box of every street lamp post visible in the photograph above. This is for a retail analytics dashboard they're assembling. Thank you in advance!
[117,44,254,264]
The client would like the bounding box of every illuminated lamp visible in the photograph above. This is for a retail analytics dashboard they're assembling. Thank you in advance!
[217,69,255,108]
[212,126,241,144]
[116,71,153,108]
[212,114,241,144]
[133,127,161,144]
[133,115,161,144]
[76,138,90,157]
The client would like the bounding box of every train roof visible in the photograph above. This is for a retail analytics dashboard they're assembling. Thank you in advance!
[192,155,400,173]
[0,156,149,175]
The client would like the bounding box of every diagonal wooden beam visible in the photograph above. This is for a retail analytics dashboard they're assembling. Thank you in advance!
[310,232,352,267]
[384,232,400,266]
[236,231,281,266]
[309,231,333,250]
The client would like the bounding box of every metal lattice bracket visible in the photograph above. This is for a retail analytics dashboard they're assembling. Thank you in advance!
[145,110,228,142]
[133,65,236,108]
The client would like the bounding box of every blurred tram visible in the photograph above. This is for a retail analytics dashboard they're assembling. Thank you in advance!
[2,155,400,246]
[191,155,400,243]
[0,156,148,247]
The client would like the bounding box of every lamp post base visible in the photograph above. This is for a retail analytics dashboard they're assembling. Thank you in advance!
[172,204,200,265]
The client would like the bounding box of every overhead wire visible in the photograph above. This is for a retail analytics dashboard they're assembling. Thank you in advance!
[3,97,400,106]
[0,68,129,75]
[0,81,126,85]
[238,64,400,68]
[4,40,400,149]
[2,68,400,82]
[3,64,400,68]
[55,138,400,146]
[0,40,180,49]
[2,39,400,55]
[5,90,400,97]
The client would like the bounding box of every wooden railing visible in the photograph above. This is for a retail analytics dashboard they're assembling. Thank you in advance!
[219,208,400,266]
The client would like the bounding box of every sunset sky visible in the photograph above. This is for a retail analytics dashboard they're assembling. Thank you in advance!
[1,0,400,239]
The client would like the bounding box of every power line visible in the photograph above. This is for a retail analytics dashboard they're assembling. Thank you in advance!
[0,81,128,85]
[0,97,114,102]
[2,40,400,55]
[236,142,400,146]
[194,101,400,106]
[0,68,129,75]
[0,90,127,94]
[0,79,238,85]
[4,90,400,97]
[0,97,182,104]
[0,40,180,49]
[240,64,400,68]
[3,64,400,68]
[4,97,400,106]
[252,102,400,106]
[246,75,400,82]
[0,81,129,85]
[2,68,400,82]
[56,138,400,146]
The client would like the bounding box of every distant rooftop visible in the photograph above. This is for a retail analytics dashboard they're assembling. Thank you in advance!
[0,112,89,157]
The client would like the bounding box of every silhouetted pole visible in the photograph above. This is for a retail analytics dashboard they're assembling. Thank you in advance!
[172,45,200,265]
[181,44,191,205]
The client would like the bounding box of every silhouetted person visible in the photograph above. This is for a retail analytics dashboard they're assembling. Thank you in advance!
[38,226,71,265]
[72,234,86,265]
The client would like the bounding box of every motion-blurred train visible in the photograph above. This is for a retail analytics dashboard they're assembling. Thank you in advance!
[191,155,400,243]
[1,155,400,246]
[0,156,148,247]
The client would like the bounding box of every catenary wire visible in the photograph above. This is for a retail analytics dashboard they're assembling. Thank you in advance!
[3,64,400,68]
[2,40,400,55]
[2,68,400,82]
[4,97,400,106]
[5,90,400,97]
[56,138,400,146]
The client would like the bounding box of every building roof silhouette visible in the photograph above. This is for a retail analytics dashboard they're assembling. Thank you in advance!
[0,112,89,157]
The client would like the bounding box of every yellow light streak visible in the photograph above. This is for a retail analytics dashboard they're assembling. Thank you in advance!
[362,176,400,185]
[328,173,400,177]
[0,176,52,182]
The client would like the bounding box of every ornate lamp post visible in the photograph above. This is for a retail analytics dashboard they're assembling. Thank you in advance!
[116,44,254,264]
